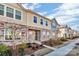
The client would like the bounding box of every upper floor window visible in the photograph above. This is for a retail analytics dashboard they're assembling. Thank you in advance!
[40,18,43,25]
[6,7,14,18]
[33,16,37,23]
[0,4,4,16]
[15,10,21,20]
[46,20,48,26]
[52,23,56,28]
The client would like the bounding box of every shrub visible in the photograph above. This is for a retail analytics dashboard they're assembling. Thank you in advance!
[60,37,68,41]
[49,39,63,46]
[73,36,79,39]
[18,47,24,56]
[0,44,12,56]
[18,43,28,56]
[66,37,70,39]
[27,43,31,48]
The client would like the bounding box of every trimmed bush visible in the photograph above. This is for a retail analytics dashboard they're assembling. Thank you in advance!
[49,39,63,46]
[0,44,12,56]
[18,47,24,56]
[18,43,28,56]
[60,37,68,41]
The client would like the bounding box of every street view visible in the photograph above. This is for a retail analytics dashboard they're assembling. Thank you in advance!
[0,3,79,56]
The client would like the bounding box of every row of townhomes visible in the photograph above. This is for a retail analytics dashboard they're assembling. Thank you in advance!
[58,25,78,39]
[0,3,53,46]
[0,3,78,47]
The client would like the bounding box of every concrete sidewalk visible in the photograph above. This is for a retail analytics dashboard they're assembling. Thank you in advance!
[31,48,53,56]
[45,39,79,56]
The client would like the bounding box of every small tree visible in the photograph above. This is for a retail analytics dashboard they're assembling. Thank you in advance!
[0,44,12,56]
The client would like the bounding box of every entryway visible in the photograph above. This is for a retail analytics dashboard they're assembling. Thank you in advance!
[28,29,40,43]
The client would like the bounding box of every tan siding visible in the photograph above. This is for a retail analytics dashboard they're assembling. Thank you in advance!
[5,3,22,10]
[26,12,51,30]
[0,3,51,30]
[0,3,27,25]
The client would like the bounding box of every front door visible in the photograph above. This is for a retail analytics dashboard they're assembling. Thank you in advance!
[35,31,40,41]
[28,30,40,43]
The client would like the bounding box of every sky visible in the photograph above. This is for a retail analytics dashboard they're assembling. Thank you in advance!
[22,3,79,31]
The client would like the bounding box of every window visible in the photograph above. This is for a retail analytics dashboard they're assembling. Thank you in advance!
[5,28,13,40]
[46,20,48,26]
[15,29,21,40]
[0,29,4,40]
[6,7,14,18]
[33,16,37,23]
[40,18,43,25]
[0,4,4,16]
[52,24,56,28]
[15,10,21,20]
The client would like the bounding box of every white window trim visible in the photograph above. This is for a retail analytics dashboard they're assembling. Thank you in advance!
[1,3,22,20]
[15,10,22,20]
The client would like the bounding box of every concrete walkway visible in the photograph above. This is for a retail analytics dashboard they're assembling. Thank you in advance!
[43,45,56,50]
[34,41,56,50]
[31,48,53,56]
[45,39,79,56]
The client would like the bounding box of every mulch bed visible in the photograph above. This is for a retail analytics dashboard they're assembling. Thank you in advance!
[25,45,44,55]
[8,44,44,56]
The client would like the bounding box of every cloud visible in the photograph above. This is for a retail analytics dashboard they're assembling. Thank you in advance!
[47,3,79,17]
[22,3,79,31]
[37,11,48,15]
[29,3,41,10]
[71,24,79,31]
[47,3,79,23]
[22,3,29,9]
[22,3,41,10]
[32,3,39,6]
[46,3,79,31]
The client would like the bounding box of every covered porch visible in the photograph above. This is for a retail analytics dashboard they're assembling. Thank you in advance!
[0,22,27,46]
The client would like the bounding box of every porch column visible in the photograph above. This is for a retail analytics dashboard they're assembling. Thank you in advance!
[12,24,16,50]
[21,26,27,43]
[4,23,6,41]
[40,29,44,42]
[26,27,29,43]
